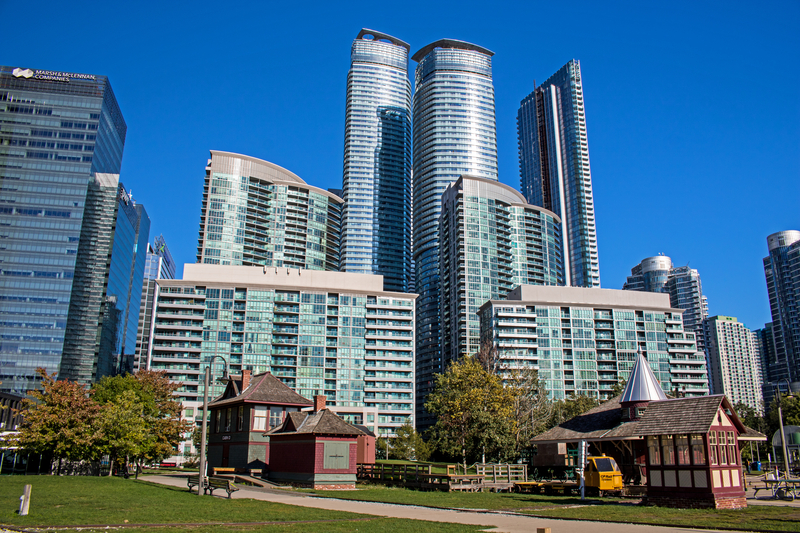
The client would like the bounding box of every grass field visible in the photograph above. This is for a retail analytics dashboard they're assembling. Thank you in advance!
[0,476,484,532]
[310,484,800,532]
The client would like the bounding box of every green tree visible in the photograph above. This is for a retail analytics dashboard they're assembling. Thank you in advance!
[425,357,516,469]
[734,401,768,463]
[610,379,627,397]
[92,370,190,476]
[544,393,600,430]
[97,390,148,476]
[16,369,103,474]
[390,422,430,461]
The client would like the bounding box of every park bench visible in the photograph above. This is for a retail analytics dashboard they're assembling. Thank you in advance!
[186,475,205,492]
[205,476,239,498]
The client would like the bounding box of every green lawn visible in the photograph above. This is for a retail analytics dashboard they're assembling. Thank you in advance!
[310,484,800,532]
[0,476,484,532]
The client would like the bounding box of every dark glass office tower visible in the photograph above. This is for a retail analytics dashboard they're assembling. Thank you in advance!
[0,66,126,393]
[341,30,413,292]
[517,60,600,288]
[60,174,150,384]
[411,40,497,427]
[763,230,800,391]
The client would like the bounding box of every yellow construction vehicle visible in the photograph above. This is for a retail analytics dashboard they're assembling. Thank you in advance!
[513,454,623,496]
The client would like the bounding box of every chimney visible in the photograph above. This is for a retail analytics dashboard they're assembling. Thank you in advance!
[313,394,327,413]
[242,370,252,391]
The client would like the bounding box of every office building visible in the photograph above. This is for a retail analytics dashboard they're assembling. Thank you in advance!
[754,323,777,406]
[134,235,175,372]
[341,29,412,292]
[0,66,127,393]
[411,39,497,425]
[478,285,710,400]
[517,60,600,288]
[150,264,416,437]
[623,256,709,354]
[763,230,800,390]
[703,315,763,412]
[196,151,343,271]
[439,175,563,364]
[60,174,150,384]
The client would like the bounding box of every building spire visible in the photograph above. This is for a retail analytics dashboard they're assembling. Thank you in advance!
[620,346,667,403]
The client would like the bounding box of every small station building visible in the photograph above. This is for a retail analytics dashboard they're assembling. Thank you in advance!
[267,395,368,489]
[532,349,765,509]
[207,370,313,474]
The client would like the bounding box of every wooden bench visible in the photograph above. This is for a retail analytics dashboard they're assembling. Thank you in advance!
[205,476,239,498]
[187,475,204,493]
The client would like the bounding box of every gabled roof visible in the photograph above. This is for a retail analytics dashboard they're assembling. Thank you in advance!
[267,408,366,437]
[208,372,313,408]
[532,394,758,444]
[620,349,668,403]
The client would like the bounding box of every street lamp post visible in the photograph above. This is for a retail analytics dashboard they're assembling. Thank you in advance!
[772,379,793,479]
[197,356,229,495]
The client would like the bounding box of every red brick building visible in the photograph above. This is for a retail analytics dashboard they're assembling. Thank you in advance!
[267,395,367,489]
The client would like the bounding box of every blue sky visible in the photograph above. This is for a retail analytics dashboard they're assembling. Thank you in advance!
[4,1,798,330]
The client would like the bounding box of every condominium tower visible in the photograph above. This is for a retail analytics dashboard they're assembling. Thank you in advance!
[517,60,600,288]
[341,29,412,292]
[439,175,563,364]
[623,256,709,354]
[196,151,343,270]
[0,66,127,393]
[704,315,763,412]
[763,230,800,389]
[479,286,710,400]
[411,39,498,425]
[134,234,176,372]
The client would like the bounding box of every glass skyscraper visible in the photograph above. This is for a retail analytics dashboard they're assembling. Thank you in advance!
[763,230,800,390]
[134,234,176,372]
[60,174,150,384]
[0,66,126,393]
[196,151,343,270]
[341,29,412,293]
[411,39,497,426]
[517,59,600,288]
[439,175,563,365]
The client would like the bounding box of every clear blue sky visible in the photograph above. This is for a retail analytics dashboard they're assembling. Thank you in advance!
[5,1,798,330]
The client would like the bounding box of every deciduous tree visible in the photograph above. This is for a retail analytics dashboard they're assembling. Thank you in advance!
[390,422,430,461]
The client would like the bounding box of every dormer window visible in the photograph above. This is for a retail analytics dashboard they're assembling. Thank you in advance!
[636,407,647,417]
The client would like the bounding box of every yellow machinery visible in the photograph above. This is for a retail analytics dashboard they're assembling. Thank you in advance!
[513,455,623,496]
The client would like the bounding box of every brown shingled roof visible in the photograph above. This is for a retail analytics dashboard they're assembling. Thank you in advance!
[208,372,313,408]
[267,409,366,437]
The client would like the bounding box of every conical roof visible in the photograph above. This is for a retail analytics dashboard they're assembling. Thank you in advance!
[620,347,667,403]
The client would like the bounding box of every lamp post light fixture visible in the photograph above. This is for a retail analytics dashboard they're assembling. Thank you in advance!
[772,379,793,479]
[197,356,230,495]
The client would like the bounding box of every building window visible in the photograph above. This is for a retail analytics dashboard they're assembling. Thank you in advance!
[709,431,718,465]
[691,434,706,465]
[215,410,221,434]
[661,435,675,465]
[270,407,283,428]
[647,436,660,465]
[237,406,244,431]
[253,406,268,431]
[225,408,232,432]
[676,435,690,465]
[727,431,737,465]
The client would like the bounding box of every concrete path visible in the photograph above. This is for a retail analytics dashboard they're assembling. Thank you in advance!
[142,475,759,533]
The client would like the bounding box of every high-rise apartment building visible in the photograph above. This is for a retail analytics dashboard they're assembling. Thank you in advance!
[439,175,563,364]
[754,323,778,406]
[341,29,413,293]
[623,256,709,354]
[134,235,175,372]
[411,39,497,425]
[704,315,763,412]
[60,174,150,384]
[150,264,415,437]
[763,230,800,389]
[196,151,343,270]
[517,60,600,288]
[0,66,127,393]
[478,286,710,400]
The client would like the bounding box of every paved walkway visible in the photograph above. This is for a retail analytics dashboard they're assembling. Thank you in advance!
[143,475,767,533]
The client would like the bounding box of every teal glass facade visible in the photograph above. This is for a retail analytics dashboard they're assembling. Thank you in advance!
[411,40,497,426]
[197,152,342,271]
[0,66,126,393]
[517,60,600,288]
[439,176,563,364]
[341,30,412,292]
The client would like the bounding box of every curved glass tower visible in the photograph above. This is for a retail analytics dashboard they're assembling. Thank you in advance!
[411,40,497,426]
[341,29,412,292]
[197,151,342,271]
